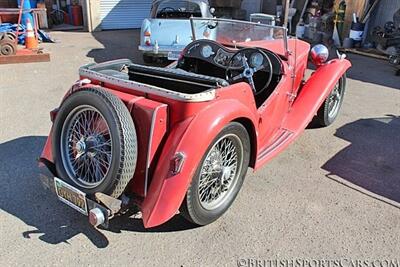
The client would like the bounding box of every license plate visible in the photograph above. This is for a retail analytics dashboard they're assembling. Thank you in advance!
[54,177,88,215]
[167,51,180,60]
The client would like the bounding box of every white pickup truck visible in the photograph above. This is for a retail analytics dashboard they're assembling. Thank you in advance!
[138,0,215,63]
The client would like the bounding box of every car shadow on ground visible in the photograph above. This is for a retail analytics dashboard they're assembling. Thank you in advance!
[0,136,196,248]
[86,30,142,64]
[104,212,199,233]
[86,29,174,66]
[322,115,400,205]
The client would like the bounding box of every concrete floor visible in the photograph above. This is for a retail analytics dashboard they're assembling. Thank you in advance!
[0,30,399,266]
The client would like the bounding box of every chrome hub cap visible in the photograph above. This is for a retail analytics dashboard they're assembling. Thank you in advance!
[198,134,243,210]
[60,105,113,188]
[75,139,86,154]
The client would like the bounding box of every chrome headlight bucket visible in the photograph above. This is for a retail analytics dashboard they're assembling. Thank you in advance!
[310,44,329,66]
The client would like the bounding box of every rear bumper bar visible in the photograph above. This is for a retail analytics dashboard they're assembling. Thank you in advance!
[38,164,111,228]
[138,45,185,57]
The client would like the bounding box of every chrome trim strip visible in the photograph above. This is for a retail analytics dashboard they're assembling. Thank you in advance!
[190,17,288,30]
[79,65,216,102]
[138,45,185,52]
[257,129,293,160]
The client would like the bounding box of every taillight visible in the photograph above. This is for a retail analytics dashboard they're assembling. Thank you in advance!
[144,30,151,46]
[170,152,186,175]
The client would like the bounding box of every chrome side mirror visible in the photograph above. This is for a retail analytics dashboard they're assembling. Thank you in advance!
[310,44,329,66]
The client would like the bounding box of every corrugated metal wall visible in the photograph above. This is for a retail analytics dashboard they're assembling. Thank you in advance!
[100,0,152,30]
[368,0,400,30]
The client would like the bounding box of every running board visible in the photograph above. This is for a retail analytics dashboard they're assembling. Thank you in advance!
[255,129,293,169]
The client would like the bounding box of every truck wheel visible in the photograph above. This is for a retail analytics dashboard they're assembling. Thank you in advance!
[142,54,154,64]
[180,122,250,225]
[52,87,137,198]
[317,74,346,127]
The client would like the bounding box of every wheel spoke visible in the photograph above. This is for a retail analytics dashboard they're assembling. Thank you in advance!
[197,134,242,210]
[231,73,244,81]
[61,106,113,188]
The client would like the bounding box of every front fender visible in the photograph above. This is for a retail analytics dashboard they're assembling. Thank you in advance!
[285,58,351,132]
[141,98,258,228]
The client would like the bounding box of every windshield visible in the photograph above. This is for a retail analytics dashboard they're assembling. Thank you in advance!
[153,0,202,19]
[190,18,288,55]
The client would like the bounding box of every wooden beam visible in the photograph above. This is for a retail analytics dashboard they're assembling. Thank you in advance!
[338,48,388,60]
[0,52,50,64]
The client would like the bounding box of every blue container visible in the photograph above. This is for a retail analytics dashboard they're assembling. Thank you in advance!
[17,0,36,26]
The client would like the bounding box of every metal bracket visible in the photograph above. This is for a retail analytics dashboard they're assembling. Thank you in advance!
[287,92,297,102]
[95,192,122,215]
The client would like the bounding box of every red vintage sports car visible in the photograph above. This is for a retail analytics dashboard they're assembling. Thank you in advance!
[39,18,351,228]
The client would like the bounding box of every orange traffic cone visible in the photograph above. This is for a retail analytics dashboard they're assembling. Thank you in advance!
[25,18,38,49]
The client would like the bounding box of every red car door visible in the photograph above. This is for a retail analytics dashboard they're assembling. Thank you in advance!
[257,61,293,148]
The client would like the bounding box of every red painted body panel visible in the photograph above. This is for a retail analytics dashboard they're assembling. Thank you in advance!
[128,98,168,197]
[238,39,310,60]
[142,83,259,227]
[40,38,352,228]
[285,59,352,131]
[254,58,352,170]
[257,63,292,147]
[40,128,53,166]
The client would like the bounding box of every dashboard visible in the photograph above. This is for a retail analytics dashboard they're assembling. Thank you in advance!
[182,40,235,68]
[178,39,283,76]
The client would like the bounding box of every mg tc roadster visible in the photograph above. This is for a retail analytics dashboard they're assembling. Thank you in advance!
[39,18,351,228]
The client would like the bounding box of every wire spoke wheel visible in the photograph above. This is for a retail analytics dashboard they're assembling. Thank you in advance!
[317,74,346,127]
[327,81,342,118]
[60,105,113,188]
[197,134,243,210]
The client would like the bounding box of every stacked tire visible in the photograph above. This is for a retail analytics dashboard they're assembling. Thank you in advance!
[0,32,17,56]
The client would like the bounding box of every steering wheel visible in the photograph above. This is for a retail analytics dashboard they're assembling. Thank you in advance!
[159,7,176,17]
[225,48,273,95]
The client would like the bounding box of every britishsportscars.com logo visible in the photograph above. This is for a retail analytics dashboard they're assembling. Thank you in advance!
[237,259,400,267]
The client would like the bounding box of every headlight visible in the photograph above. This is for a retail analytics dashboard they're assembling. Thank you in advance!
[310,44,329,66]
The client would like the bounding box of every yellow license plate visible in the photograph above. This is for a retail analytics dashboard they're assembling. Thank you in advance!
[54,177,88,215]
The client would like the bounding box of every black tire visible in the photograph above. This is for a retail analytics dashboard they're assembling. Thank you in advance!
[0,40,16,56]
[180,122,250,225]
[316,74,346,127]
[52,87,137,198]
[5,32,16,42]
[142,54,154,64]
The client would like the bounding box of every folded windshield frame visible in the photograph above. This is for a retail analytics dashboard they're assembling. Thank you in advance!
[189,17,289,57]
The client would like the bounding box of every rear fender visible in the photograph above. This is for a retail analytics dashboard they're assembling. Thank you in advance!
[39,128,54,172]
[142,99,258,228]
